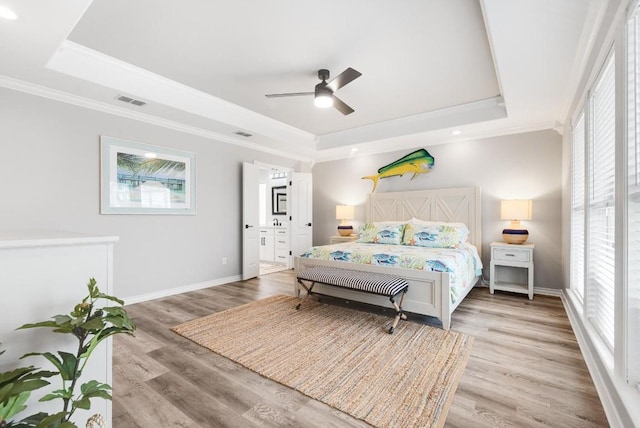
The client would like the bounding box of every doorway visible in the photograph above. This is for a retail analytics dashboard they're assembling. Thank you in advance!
[258,167,289,276]
[243,162,313,280]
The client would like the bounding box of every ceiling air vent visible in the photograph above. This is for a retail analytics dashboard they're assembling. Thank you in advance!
[115,95,146,107]
[235,131,252,137]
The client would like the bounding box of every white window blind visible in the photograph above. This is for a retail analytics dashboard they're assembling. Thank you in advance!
[571,113,586,301]
[627,9,640,388]
[587,52,616,351]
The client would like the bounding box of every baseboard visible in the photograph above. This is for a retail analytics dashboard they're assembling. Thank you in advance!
[475,282,562,297]
[123,275,242,305]
[533,287,562,297]
[560,290,629,428]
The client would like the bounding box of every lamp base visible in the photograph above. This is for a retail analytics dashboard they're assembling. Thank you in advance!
[337,225,353,236]
[502,229,529,245]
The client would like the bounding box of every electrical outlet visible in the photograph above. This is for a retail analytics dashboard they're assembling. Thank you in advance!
[222,257,227,265]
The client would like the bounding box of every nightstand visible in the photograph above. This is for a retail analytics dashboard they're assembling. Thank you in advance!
[490,241,534,299]
[329,235,358,244]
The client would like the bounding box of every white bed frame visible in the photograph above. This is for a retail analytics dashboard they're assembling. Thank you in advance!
[294,186,482,330]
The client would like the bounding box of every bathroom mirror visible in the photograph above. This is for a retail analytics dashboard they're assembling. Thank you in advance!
[272,186,286,215]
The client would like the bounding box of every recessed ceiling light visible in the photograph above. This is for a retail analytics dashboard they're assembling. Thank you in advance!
[0,6,17,20]
[451,130,462,136]
[350,147,359,153]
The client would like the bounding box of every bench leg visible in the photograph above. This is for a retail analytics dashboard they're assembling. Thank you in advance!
[388,289,408,334]
[296,279,316,310]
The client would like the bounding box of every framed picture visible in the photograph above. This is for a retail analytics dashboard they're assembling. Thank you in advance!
[100,136,196,214]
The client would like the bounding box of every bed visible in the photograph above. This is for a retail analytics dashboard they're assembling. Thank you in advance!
[293,186,482,330]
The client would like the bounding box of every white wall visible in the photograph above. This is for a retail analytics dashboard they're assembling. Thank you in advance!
[312,130,563,289]
[0,87,305,300]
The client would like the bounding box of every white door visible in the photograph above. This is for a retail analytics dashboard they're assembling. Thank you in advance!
[242,162,260,280]
[290,172,313,260]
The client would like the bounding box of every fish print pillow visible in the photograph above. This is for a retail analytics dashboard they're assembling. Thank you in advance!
[357,223,406,245]
[402,223,469,248]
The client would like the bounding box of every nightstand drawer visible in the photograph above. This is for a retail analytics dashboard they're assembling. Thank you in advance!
[493,248,530,262]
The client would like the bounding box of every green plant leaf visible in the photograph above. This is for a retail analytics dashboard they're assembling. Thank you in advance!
[71,397,91,410]
[102,307,136,331]
[17,321,59,330]
[39,388,71,402]
[73,381,112,411]
[0,383,12,402]
[78,317,104,332]
[34,411,70,428]
[21,371,57,382]
[57,353,77,381]
[94,292,124,306]
[22,353,63,379]
[0,391,30,420]
[9,411,49,428]
[79,380,109,394]
[52,315,72,326]
[87,278,98,297]
[0,366,38,384]
[4,379,50,398]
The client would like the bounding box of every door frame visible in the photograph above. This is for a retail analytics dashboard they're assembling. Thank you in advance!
[244,161,293,278]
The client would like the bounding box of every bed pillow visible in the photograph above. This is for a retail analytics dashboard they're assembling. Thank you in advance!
[410,218,470,241]
[402,222,469,248]
[357,223,406,245]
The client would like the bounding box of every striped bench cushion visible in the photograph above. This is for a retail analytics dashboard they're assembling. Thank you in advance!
[297,266,408,297]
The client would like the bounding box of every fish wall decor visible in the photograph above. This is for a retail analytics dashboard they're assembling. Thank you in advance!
[362,148,435,192]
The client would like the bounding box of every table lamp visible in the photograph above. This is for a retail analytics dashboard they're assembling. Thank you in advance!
[500,199,532,244]
[336,205,355,236]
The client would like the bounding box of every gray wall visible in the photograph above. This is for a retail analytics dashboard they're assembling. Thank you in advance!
[0,87,304,299]
[312,130,563,289]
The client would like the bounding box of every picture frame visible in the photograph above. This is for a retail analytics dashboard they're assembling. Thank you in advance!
[272,185,286,214]
[100,136,196,214]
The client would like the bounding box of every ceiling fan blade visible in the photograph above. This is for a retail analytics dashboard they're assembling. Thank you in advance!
[326,68,362,92]
[265,92,314,98]
[332,95,355,115]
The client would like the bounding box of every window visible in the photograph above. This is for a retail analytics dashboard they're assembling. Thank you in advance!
[586,52,616,351]
[627,7,640,388]
[571,112,586,301]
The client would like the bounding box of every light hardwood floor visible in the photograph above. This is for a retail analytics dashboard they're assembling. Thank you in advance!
[113,271,609,427]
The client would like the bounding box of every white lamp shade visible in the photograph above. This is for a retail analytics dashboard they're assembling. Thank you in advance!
[336,205,355,220]
[500,200,532,221]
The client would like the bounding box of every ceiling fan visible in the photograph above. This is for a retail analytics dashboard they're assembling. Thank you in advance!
[265,68,362,115]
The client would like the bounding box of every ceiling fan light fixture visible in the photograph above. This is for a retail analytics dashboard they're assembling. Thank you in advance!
[314,91,333,109]
[266,67,360,114]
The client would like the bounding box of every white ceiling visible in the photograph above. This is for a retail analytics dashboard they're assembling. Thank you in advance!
[0,0,606,162]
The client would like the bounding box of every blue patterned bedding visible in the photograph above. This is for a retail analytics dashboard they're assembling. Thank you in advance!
[299,242,483,303]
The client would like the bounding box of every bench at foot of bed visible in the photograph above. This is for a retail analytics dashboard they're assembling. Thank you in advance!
[296,266,409,334]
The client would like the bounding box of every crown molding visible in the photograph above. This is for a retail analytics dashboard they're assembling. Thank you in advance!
[313,119,559,163]
[316,95,507,150]
[47,40,317,148]
[0,74,314,163]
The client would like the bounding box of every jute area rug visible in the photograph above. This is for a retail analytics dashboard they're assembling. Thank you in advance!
[172,295,473,428]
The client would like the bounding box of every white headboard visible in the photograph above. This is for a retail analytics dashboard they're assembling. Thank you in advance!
[366,187,482,256]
